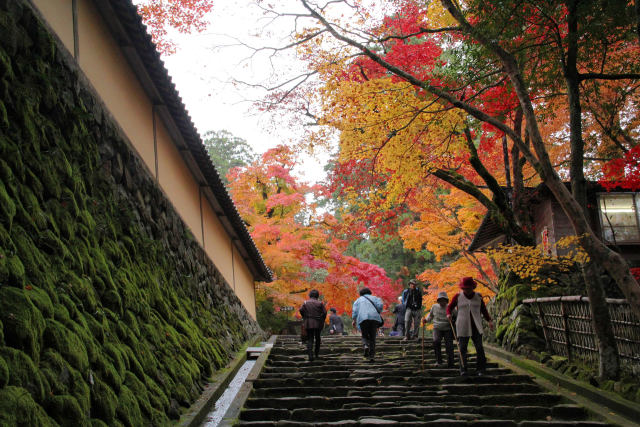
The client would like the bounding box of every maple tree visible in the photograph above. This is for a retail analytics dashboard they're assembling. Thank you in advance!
[136,0,214,54]
[227,145,402,322]
[600,145,640,191]
[254,0,640,378]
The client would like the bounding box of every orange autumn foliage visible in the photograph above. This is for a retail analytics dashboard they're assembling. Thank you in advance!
[227,145,402,316]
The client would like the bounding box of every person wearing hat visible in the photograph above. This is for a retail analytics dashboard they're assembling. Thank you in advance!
[424,291,454,368]
[328,307,344,335]
[446,277,494,375]
[401,279,423,340]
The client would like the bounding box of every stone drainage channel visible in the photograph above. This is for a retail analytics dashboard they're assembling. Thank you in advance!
[201,359,256,427]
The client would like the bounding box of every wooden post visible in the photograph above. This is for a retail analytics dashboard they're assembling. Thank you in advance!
[536,300,551,351]
[560,299,572,360]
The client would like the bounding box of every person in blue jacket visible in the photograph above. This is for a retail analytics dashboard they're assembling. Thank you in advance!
[351,287,384,361]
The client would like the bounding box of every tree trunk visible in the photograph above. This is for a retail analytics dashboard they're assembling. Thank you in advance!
[582,262,620,379]
[510,109,533,233]
[564,0,619,379]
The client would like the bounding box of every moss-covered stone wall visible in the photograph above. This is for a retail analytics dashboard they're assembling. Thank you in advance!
[0,2,262,425]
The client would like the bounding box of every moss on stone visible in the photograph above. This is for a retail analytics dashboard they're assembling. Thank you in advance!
[20,182,48,230]
[12,224,50,281]
[38,229,71,259]
[43,318,89,373]
[115,384,143,426]
[90,377,117,424]
[86,314,105,344]
[143,373,169,411]
[53,302,71,325]
[0,178,15,228]
[123,371,152,415]
[0,254,26,286]
[41,348,90,414]
[26,284,54,318]
[94,351,122,393]
[0,345,46,402]
[102,289,122,316]
[64,271,98,313]
[70,318,98,365]
[148,407,171,426]
[0,353,8,387]
[45,394,86,426]
[0,286,45,360]
[0,386,53,426]
[0,3,262,423]
[59,293,81,322]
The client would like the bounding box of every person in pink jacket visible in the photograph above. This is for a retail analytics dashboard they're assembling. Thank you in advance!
[446,277,494,376]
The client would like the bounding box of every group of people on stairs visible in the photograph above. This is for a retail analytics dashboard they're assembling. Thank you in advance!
[298,276,494,375]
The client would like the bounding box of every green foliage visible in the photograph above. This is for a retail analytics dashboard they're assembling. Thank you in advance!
[256,295,290,334]
[346,235,438,282]
[202,130,257,185]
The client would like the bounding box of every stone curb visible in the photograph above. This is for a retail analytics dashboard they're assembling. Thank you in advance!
[485,344,639,426]
[179,336,264,427]
[218,335,278,427]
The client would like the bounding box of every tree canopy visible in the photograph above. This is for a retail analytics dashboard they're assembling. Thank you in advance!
[203,130,257,186]
[226,145,403,318]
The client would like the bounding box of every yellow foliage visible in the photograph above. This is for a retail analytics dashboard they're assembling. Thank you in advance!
[420,257,495,315]
[486,236,590,288]
[316,75,468,210]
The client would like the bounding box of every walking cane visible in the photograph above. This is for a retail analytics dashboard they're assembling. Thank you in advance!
[448,316,466,372]
[421,319,425,371]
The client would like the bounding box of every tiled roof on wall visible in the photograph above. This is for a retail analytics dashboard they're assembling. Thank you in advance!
[92,0,272,282]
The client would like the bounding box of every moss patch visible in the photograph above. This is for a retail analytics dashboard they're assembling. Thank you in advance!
[0,346,46,402]
[0,2,261,425]
[0,287,45,361]
[43,319,89,373]
[0,386,53,426]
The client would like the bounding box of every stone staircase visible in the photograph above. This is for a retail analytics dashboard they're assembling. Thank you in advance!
[235,335,608,426]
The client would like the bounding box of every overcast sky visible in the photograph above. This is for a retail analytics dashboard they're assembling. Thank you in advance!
[161,0,330,183]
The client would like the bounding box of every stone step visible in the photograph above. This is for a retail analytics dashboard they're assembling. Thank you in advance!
[244,393,564,409]
[252,373,535,389]
[239,404,589,422]
[232,336,601,425]
[235,421,607,426]
[259,367,511,377]
[250,382,546,398]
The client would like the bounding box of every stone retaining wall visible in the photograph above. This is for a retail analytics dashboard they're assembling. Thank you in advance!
[0,2,261,425]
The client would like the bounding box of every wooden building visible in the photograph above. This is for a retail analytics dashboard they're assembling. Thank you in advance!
[469,183,640,268]
[29,0,272,318]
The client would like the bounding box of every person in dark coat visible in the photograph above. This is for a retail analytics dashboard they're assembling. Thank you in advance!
[392,296,406,337]
[402,279,423,340]
[328,308,344,335]
[299,289,327,362]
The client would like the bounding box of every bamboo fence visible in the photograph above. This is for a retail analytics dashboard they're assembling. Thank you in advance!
[523,296,640,368]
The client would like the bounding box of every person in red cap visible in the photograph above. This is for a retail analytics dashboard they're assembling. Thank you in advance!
[446,277,494,376]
